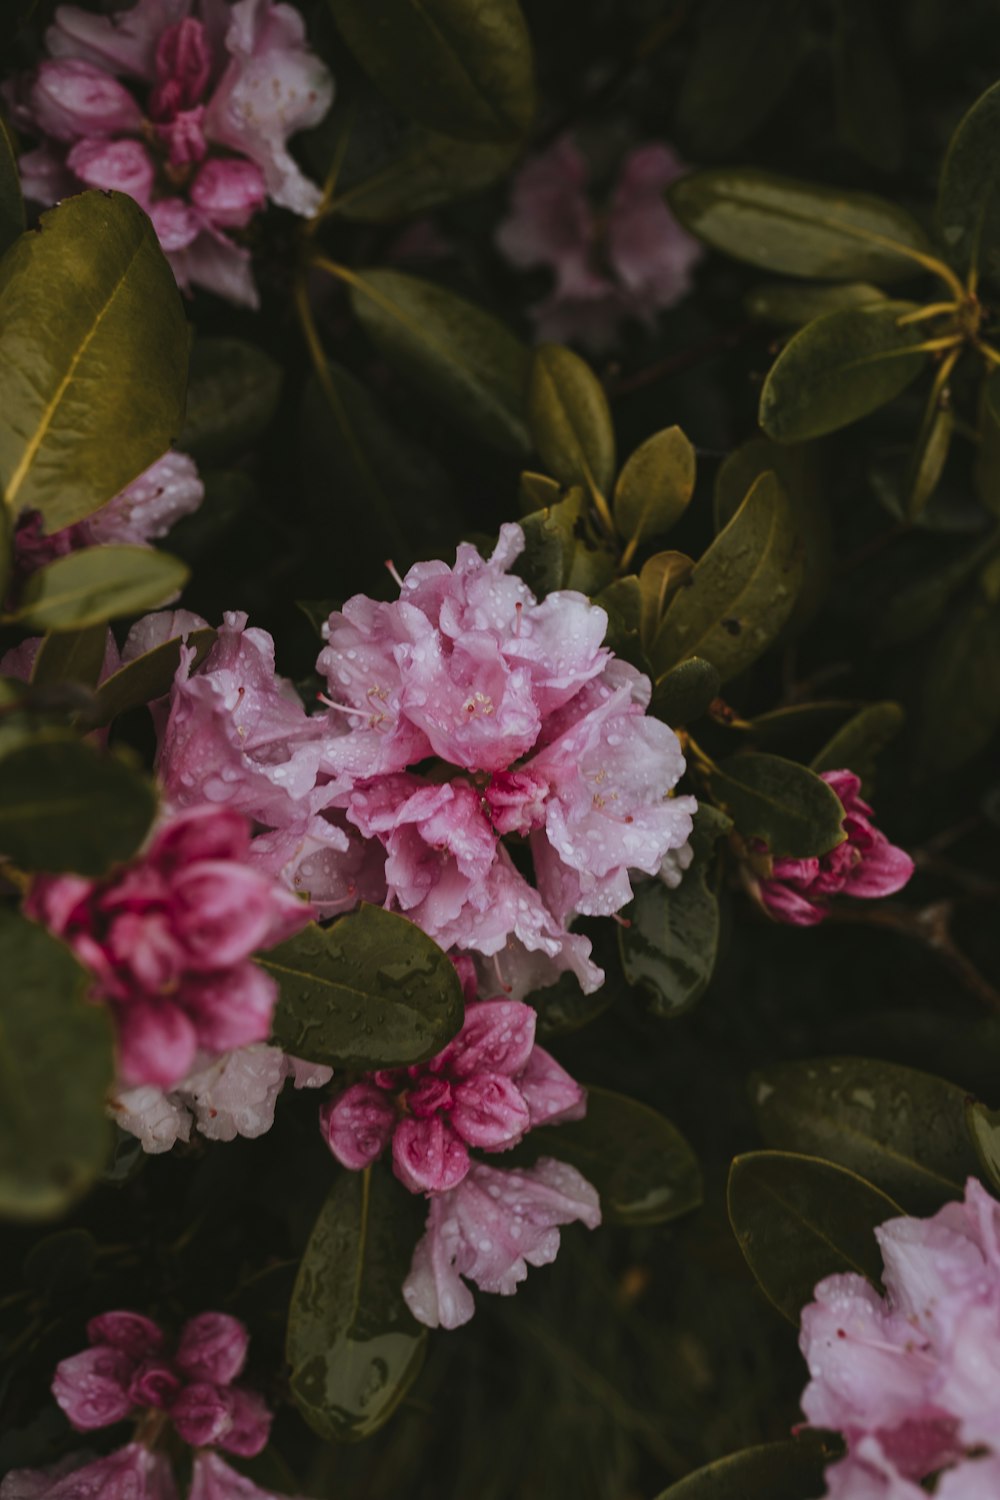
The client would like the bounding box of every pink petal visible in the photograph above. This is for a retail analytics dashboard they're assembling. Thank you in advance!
[190,156,267,229]
[320,1083,396,1171]
[85,1311,164,1359]
[213,1385,273,1457]
[445,999,536,1080]
[170,1381,234,1447]
[176,1312,249,1386]
[516,1046,586,1128]
[115,997,199,1090]
[183,965,278,1055]
[51,1346,135,1430]
[450,1073,531,1150]
[392,1114,469,1195]
[0,1443,179,1499]
[188,1451,296,1500]
[65,137,154,199]
[30,58,143,140]
[86,452,204,549]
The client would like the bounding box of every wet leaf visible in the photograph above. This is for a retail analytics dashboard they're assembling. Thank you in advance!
[638,551,694,651]
[517,489,616,597]
[709,752,845,858]
[937,77,1000,281]
[744,279,885,326]
[811,701,904,782]
[613,426,695,552]
[87,628,215,727]
[331,117,519,221]
[653,1434,838,1500]
[527,344,616,499]
[650,657,721,726]
[966,1100,1000,1196]
[14,546,189,632]
[31,625,108,692]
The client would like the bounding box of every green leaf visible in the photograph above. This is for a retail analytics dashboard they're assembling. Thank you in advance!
[0,732,155,874]
[759,301,929,443]
[0,192,188,531]
[331,116,518,222]
[709,752,845,858]
[967,1100,1000,1195]
[833,0,904,173]
[873,532,1000,648]
[263,907,464,1070]
[347,269,530,454]
[975,371,1000,516]
[517,470,563,517]
[0,909,114,1220]
[649,472,803,684]
[811,701,904,782]
[916,580,1000,771]
[30,625,108,692]
[14,546,189,633]
[619,804,731,1017]
[650,657,721,726]
[527,344,616,499]
[517,489,616,597]
[550,1087,702,1227]
[326,0,535,142]
[0,117,25,260]
[750,1057,979,1213]
[745,279,885,326]
[652,1435,837,1500]
[87,628,216,727]
[903,377,954,519]
[638,550,694,651]
[591,575,641,663]
[668,168,932,281]
[727,1151,900,1324]
[180,339,283,466]
[614,426,695,553]
[937,77,1000,281]
[287,1166,427,1442]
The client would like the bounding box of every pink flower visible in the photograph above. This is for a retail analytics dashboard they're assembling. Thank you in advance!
[25,804,310,1089]
[800,1179,1000,1497]
[757,770,914,927]
[495,135,702,352]
[4,0,333,306]
[402,1157,601,1329]
[0,1443,179,1499]
[320,997,585,1193]
[188,1452,306,1499]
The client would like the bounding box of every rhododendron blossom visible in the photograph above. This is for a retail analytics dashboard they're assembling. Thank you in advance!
[496,135,702,351]
[321,997,585,1193]
[755,770,914,926]
[4,0,333,305]
[799,1178,1000,1498]
[403,1157,602,1329]
[26,804,310,1089]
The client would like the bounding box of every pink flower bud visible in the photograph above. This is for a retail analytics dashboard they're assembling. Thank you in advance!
[52,1346,135,1431]
[30,59,142,142]
[170,1381,234,1447]
[450,1074,531,1150]
[190,158,267,230]
[127,1358,183,1409]
[320,1083,396,1171]
[150,19,212,118]
[66,137,154,199]
[214,1386,273,1458]
[175,1313,249,1387]
[392,1114,470,1195]
[85,1311,164,1360]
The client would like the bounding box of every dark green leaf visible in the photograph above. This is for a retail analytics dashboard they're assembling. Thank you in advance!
[332,119,518,221]
[833,0,904,173]
[668,169,931,281]
[916,575,1000,771]
[517,470,563,516]
[975,371,1000,516]
[873,532,1000,647]
[30,626,108,692]
[811,701,904,781]
[87,628,215,727]
[0,732,155,874]
[676,0,807,158]
[527,345,616,499]
[650,472,803,683]
[619,805,731,1017]
[550,1087,702,1226]
[966,1100,1000,1195]
[0,117,25,260]
[264,907,464,1069]
[614,426,695,552]
[638,550,694,651]
[650,657,721,726]
[0,192,188,531]
[751,1057,979,1213]
[347,269,530,454]
[592,576,641,662]
[653,1435,838,1500]
[727,1151,900,1323]
[326,0,535,141]
[517,489,616,597]
[180,339,283,466]
[287,1166,427,1441]
[0,909,113,1220]
[937,77,1000,281]
[759,301,929,443]
[709,752,845,858]
[745,279,885,326]
[14,546,189,632]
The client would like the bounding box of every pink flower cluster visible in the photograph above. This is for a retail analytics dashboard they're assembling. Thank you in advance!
[1,1312,302,1500]
[5,0,333,305]
[26,804,310,1089]
[496,135,702,352]
[154,525,697,1000]
[756,770,914,926]
[321,996,585,1193]
[799,1178,1000,1497]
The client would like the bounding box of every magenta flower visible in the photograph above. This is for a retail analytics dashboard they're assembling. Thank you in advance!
[756,770,914,927]
[25,804,310,1089]
[495,134,702,352]
[320,996,585,1193]
[402,1157,601,1329]
[4,0,333,305]
[0,1443,178,1499]
[799,1178,1000,1497]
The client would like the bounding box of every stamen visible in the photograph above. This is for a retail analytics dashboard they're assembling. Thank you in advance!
[492,952,513,994]
[514,600,523,638]
[317,692,371,719]
[385,558,405,589]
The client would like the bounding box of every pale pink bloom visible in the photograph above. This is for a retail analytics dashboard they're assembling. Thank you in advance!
[5,0,333,306]
[189,1452,305,1500]
[12,452,203,579]
[25,804,310,1089]
[0,1444,179,1499]
[320,997,585,1193]
[496,135,701,352]
[757,770,914,927]
[403,1157,601,1329]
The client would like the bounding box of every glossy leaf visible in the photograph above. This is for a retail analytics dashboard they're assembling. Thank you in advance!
[751,1057,979,1213]
[0,116,25,260]
[517,489,616,598]
[811,701,904,782]
[326,0,534,142]
[347,269,530,454]
[620,805,731,1017]
[0,909,114,1220]
[87,628,215,727]
[638,550,694,651]
[287,1166,427,1441]
[592,576,641,663]
[975,370,1000,516]
[264,906,464,1069]
[903,378,954,519]
[668,168,931,281]
[550,1087,702,1227]
[527,344,616,499]
[937,77,1000,280]
[14,546,189,632]
[0,732,156,874]
[727,1151,900,1324]
[653,1435,837,1500]
[759,301,929,443]
[0,192,188,531]
[650,657,721,726]
[30,625,107,691]
[745,279,885,326]
[650,472,803,683]
[709,752,845,858]
[180,339,283,466]
[614,427,696,551]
